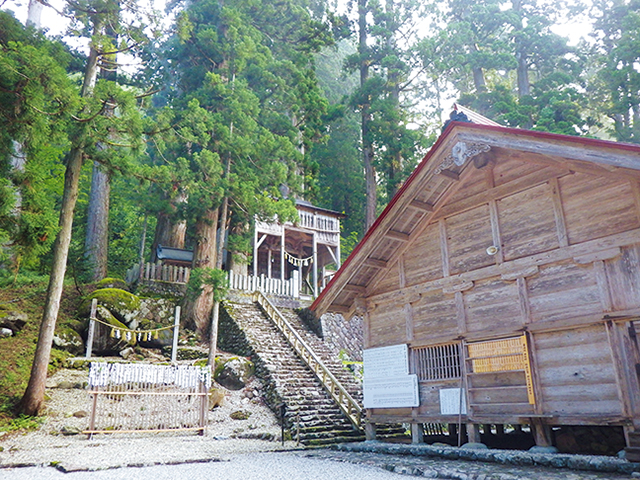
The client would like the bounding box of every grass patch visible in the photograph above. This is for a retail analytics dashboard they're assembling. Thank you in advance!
[0,276,84,430]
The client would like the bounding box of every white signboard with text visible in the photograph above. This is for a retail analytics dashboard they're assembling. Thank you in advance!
[363,344,409,381]
[439,388,467,415]
[363,374,419,408]
[363,344,419,408]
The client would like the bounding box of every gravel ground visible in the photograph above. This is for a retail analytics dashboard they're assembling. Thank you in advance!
[0,368,291,471]
[2,369,639,479]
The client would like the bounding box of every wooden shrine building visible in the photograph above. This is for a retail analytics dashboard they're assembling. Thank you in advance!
[311,121,640,456]
[253,199,344,297]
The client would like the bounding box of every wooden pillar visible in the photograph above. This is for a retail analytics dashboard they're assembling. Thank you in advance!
[496,424,505,436]
[280,231,285,281]
[312,232,318,297]
[253,226,258,276]
[466,423,481,443]
[267,248,272,279]
[530,418,553,447]
[365,421,377,441]
[411,423,424,444]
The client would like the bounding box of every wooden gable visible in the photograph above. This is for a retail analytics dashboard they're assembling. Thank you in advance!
[312,123,640,323]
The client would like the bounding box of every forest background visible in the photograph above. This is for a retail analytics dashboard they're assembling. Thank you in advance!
[0,0,639,414]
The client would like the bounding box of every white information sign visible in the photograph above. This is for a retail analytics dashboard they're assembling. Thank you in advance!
[439,388,467,415]
[364,374,419,408]
[363,344,409,381]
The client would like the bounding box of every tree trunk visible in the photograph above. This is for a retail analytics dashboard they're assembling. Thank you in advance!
[359,0,376,231]
[26,0,44,28]
[20,146,85,416]
[472,67,487,93]
[183,207,219,339]
[19,21,101,416]
[150,193,187,261]
[84,162,110,281]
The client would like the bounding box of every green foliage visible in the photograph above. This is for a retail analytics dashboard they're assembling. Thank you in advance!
[0,12,77,271]
[187,268,229,303]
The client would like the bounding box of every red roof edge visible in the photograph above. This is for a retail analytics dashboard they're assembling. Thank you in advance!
[310,122,640,313]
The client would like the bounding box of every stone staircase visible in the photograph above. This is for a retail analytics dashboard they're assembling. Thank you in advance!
[221,299,366,446]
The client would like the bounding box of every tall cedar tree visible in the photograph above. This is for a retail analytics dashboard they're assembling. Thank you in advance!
[153,0,332,338]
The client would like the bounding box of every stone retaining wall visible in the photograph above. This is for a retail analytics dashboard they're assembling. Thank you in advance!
[320,313,363,362]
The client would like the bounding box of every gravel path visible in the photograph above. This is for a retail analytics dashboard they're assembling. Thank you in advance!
[0,452,408,480]
[2,369,639,479]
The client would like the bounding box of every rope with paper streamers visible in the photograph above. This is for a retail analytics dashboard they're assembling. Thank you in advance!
[92,317,174,344]
[284,250,313,267]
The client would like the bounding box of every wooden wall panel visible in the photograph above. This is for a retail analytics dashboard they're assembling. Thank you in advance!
[416,379,461,417]
[412,290,458,339]
[606,245,640,311]
[374,261,400,295]
[533,326,622,416]
[492,155,545,186]
[445,204,495,275]
[464,277,523,333]
[368,302,406,347]
[498,183,559,261]
[404,223,442,287]
[560,173,640,245]
[447,165,492,204]
[527,260,602,322]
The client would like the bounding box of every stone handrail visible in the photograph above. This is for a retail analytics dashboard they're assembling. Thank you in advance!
[252,291,362,429]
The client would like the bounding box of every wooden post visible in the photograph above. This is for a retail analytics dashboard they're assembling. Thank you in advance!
[365,420,377,441]
[85,298,98,359]
[411,422,424,444]
[530,418,553,447]
[312,232,318,298]
[87,387,99,440]
[198,381,207,436]
[466,423,481,443]
[171,306,181,364]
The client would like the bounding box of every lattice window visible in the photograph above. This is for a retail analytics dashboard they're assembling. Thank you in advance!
[411,343,462,381]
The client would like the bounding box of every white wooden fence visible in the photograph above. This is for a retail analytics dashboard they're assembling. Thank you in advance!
[128,262,300,298]
[227,271,299,298]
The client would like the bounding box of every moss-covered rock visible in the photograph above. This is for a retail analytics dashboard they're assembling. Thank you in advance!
[89,305,136,354]
[80,288,141,326]
[95,277,128,291]
[214,357,254,390]
[53,326,84,355]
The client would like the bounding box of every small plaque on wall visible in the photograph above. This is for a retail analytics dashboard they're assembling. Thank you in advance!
[363,374,419,408]
[439,388,467,415]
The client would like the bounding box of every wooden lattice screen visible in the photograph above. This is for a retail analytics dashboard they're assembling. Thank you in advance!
[411,343,462,381]
[466,335,535,405]
[85,363,211,437]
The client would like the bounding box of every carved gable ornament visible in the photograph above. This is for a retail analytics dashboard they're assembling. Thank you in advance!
[435,141,491,174]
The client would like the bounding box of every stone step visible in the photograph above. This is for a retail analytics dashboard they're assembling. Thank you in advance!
[223,300,366,446]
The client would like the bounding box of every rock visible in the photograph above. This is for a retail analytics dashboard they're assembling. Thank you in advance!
[0,308,28,334]
[80,288,141,326]
[119,346,135,359]
[53,326,84,355]
[230,410,251,420]
[89,306,135,354]
[209,388,225,409]
[95,277,129,291]
[461,442,488,450]
[60,426,82,436]
[56,380,75,389]
[528,445,559,454]
[214,357,254,391]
